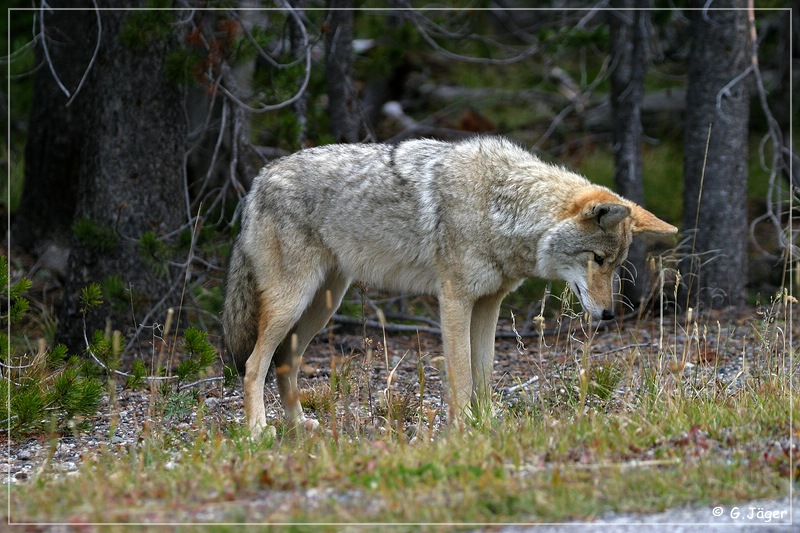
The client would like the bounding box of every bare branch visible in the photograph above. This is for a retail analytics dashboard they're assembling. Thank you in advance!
[83,317,176,382]
[178,376,224,391]
[210,2,313,114]
[229,7,307,70]
[745,3,798,258]
[38,0,103,105]
[38,1,72,98]
[576,0,609,29]
[534,55,612,151]
[333,313,442,335]
[402,5,539,65]
[211,54,312,114]
[65,0,101,107]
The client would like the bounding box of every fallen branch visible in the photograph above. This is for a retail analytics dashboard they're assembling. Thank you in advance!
[505,376,540,394]
[331,313,567,338]
[332,314,441,335]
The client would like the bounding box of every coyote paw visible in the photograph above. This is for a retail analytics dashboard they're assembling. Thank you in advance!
[249,422,278,441]
[295,416,320,434]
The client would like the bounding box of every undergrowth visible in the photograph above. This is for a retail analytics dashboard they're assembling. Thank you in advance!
[2,256,225,437]
[1,256,103,434]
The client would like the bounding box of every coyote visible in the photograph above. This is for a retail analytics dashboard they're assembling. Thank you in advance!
[223,137,677,434]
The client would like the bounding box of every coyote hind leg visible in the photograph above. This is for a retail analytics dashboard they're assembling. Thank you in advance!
[273,269,350,431]
[243,270,330,436]
[243,299,291,436]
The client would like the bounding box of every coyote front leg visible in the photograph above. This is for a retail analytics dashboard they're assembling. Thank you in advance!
[439,281,474,423]
[469,291,505,402]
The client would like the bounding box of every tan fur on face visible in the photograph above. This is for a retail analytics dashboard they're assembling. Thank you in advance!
[630,204,678,234]
[565,187,678,235]
[564,188,627,219]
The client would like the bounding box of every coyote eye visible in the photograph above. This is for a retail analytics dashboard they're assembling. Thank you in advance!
[592,253,604,266]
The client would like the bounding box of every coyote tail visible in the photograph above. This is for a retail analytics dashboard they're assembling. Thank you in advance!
[222,242,259,375]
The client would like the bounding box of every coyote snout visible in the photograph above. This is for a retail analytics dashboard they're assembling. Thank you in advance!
[224,137,677,434]
[535,193,677,322]
[569,278,616,321]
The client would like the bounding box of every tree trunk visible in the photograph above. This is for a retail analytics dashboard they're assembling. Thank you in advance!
[608,2,648,313]
[774,7,798,190]
[681,1,750,310]
[325,1,360,143]
[57,5,187,350]
[13,2,96,253]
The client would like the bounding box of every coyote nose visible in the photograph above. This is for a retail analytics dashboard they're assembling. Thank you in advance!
[601,309,615,321]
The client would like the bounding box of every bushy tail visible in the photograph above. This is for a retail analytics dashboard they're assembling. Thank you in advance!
[222,242,259,375]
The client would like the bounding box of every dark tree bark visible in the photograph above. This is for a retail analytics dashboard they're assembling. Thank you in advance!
[54,6,187,350]
[12,2,96,252]
[325,1,360,143]
[608,2,649,312]
[681,1,750,310]
[774,7,799,190]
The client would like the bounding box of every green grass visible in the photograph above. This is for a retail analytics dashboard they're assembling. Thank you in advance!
[5,380,792,526]
[1,146,25,213]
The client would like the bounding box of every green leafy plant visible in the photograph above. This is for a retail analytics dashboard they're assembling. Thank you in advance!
[120,0,175,51]
[589,363,624,401]
[125,359,148,390]
[98,275,132,313]
[138,230,170,277]
[1,256,103,435]
[174,327,217,385]
[72,218,119,254]
[163,390,197,422]
[80,282,103,312]
[87,329,123,376]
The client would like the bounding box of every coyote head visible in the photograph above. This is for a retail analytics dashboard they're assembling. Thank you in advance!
[536,189,677,320]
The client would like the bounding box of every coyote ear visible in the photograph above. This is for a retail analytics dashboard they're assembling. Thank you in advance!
[585,203,631,231]
[631,205,678,235]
